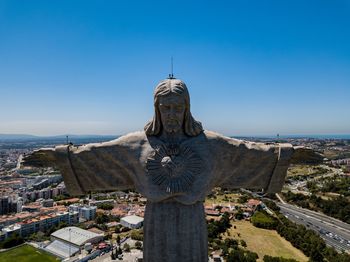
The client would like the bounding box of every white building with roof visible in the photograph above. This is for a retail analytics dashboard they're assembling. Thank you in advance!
[50,226,103,248]
[46,226,103,258]
[45,239,80,258]
[120,215,144,229]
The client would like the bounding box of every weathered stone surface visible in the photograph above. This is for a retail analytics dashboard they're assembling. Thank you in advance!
[23,78,321,262]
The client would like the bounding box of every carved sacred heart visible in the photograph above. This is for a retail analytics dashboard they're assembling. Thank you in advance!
[146,143,202,194]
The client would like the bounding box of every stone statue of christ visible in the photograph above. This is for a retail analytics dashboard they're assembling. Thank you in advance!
[23,78,321,262]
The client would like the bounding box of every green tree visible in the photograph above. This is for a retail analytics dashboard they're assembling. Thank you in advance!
[235,209,244,220]
[96,213,110,224]
[111,249,116,260]
[28,231,48,242]
[226,248,258,262]
[116,235,121,245]
[115,225,121,233]
[251,211,278,230]
[130,229,143,241]
[123,243,130,252]
[0,233,24,249]
[135,241,142,250]
[99,203,114,210]
[263,255,298,262]
[238,195,249,204]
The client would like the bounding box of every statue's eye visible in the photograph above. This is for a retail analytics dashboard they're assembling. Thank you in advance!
[175,106,184,112]
[160,104,170,111]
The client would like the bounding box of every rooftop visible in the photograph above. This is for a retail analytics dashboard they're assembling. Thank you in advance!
[45,239,79,258]
[247,199,262,207]
[51,226,102,246]
[2,223,21,232]
[121,215,144,225]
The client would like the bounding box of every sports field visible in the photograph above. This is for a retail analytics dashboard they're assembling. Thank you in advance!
[0,244,58,262]
[227,220,308,262]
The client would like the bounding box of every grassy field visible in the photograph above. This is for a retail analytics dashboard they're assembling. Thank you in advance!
[287,165,317,177]
[226,221,308,262]
[287,165,330,177]
[0,244,59,262]
[205,193,241,205]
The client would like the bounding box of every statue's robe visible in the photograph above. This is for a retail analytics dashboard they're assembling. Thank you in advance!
[52,130,294,262]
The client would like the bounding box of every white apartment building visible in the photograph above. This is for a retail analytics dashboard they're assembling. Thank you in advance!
[68,204,96,221]
[80,206,97,221]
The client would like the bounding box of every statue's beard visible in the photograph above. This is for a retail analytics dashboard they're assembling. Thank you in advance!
[163,119,182,134]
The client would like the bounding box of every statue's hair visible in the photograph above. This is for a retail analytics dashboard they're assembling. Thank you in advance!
[144,79,203,137]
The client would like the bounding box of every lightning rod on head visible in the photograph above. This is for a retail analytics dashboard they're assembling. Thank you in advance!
[168,57,175,79]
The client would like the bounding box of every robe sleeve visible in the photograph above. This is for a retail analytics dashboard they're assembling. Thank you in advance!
[211,135,294,193]
[52,136,141,196]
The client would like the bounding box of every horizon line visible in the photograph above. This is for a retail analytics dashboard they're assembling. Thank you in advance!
[1,133,350,139]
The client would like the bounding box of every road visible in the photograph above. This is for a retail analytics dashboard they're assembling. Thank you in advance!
[277,202,350,252]
[286,165,344,195]
[241,189,350,252]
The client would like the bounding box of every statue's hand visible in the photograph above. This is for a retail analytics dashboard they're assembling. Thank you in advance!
[291,146,323,164]
[22,148,56,168]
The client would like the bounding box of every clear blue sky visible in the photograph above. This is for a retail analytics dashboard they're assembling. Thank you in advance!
[0,0,349,136]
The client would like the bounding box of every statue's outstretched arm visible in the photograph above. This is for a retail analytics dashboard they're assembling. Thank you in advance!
[22,148,57,168]
[290,146,323,164]
[211,135,323,193]
[22,141,136,195]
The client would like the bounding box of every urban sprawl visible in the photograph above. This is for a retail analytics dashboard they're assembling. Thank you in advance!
[0,136,349,262]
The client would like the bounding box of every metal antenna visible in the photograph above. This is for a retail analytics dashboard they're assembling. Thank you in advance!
[171,56,173,77]
[168,57,175,79]
[66,135,69,145]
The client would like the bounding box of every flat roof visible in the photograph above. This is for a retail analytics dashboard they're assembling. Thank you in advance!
[121,215,144,225]
[45,240,79,258]
[51,226,102,246]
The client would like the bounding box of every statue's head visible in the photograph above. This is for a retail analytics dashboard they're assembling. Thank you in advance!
[144,78,203,137]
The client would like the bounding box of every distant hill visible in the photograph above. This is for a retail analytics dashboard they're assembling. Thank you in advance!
[0,134,118,142]
[0,134,40,140]
[0,134,119,150]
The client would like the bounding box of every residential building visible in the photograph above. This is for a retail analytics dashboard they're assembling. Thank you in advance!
[80,206,96,221]
[68,204,96,221]
[0,196,9,215]
[120,215,144,229]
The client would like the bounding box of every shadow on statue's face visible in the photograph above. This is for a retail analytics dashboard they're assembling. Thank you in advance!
[158,94,186,134]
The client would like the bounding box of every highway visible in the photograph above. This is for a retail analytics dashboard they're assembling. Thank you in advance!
[241,189,350,252]
[277,202,350,252]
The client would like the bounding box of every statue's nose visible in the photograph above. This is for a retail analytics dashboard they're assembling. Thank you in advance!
[167,109,175,119]
[167,107,176,118]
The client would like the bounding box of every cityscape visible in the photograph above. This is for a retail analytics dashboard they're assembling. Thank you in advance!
[1,1,350,262]
[0,135,349,261]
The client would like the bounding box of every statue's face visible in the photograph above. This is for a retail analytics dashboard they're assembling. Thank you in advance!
[158,94,186,134]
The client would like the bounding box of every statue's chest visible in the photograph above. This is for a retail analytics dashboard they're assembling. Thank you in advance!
[146,142,204,194]
[143,139,212,201]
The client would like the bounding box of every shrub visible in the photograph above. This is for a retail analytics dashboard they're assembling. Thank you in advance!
[263,255,298,262]
[130,229,143,241]
[123,243,130,252]
[0,233,24,249]
[135,241,142,250]
[251,211,278,230]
